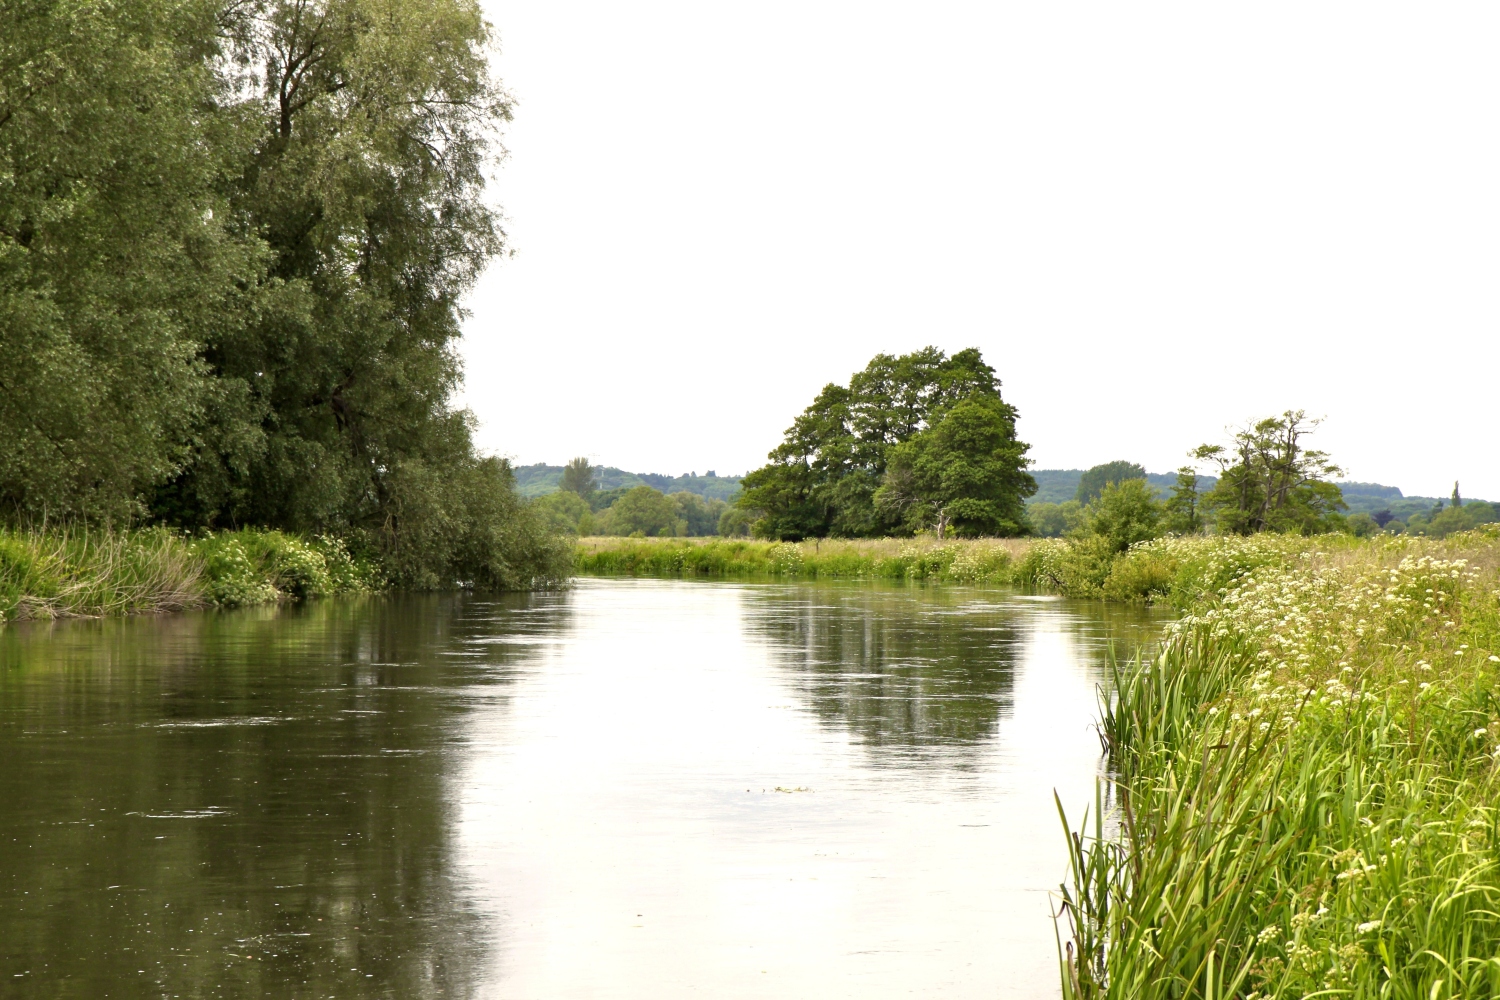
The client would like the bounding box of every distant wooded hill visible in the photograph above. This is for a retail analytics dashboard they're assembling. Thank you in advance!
[514,465,743,502]
[517,462,1479,519]
[1030,469,1481,515]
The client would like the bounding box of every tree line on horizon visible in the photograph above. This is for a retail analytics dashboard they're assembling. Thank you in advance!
[531,457,748,539]
[716,351,1496,544]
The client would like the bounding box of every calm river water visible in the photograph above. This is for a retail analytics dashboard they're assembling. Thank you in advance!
[0,578,1165,999]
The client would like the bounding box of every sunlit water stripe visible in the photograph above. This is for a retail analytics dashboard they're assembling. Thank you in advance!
[453,578,1164,999]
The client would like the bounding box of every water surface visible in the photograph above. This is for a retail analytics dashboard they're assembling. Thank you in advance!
[0,579,1165,998]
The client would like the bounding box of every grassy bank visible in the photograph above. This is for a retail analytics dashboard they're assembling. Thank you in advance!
[0,527,381,622]
[1057,525,1500,999]
[574,535,1033,583]
[573,532,1359,606]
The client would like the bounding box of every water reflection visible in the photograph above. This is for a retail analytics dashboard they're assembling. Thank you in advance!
[0,580,1169,999]
[0,594,569,998]
[743,586,1165,760]
[454,580,1169,999]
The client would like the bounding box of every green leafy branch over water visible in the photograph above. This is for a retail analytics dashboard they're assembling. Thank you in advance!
[1057,524,1500,999]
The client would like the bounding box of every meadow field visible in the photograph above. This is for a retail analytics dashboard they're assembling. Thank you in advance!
[573,535,1034,584]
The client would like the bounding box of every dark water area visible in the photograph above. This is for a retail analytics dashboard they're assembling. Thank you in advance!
[0,579,1167,998]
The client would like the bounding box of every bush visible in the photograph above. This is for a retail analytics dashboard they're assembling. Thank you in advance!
[373,456,571,590]
[195,530,381,606]
[1084,479,1162,553]
[1100,545,1178,601]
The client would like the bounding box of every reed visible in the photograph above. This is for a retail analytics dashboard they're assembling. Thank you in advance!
[574,535,1033,583]
[1058,525,1500,998]
[0,525,205,620]
[0,526,381,621]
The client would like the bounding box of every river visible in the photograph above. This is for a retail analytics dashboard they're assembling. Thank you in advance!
[0,578,1165,999]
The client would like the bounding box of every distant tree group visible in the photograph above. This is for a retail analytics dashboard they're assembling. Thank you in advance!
[1192,411,1346,534]
[1027,412,1358,547]
[532,466,737,539]
[1075,461,1147,504]
[735,348,1036,539]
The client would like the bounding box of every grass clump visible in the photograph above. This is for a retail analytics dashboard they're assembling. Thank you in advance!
[574,536,1031,583]
[0,526,204,621]
[0,526,386,621]
[1057,525,1500,999]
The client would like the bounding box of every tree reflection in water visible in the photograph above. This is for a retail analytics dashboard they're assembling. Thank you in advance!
[741,583,1168,761]
[0,593,570,999]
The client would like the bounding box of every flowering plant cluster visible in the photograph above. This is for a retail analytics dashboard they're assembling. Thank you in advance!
[195,530,380,607]
[1059,526,1500,999]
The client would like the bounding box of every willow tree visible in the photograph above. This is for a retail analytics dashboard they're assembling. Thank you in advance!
[0,0,260,519]
[157,0,512,531]
[0,0,567,587]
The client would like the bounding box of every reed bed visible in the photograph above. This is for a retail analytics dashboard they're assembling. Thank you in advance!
[0,526,379,621]
[0,526,205,620]
[1058,525,1500,999]
[574,535,1034,583]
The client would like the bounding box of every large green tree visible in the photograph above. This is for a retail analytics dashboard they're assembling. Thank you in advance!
[875,396,1034,537]
[0,0,260,519]
[737,348,1034,539]
[0,0,566,587]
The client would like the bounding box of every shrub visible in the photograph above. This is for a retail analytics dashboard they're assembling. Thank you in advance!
[194,530,381,606]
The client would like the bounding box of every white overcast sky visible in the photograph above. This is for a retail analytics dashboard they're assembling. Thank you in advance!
[460,3,1499,498]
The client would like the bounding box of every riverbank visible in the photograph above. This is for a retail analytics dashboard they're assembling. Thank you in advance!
[1058,525,1500,998]
[573,533,1351,607]
[0,527,379,622]
[574,535,1033,583]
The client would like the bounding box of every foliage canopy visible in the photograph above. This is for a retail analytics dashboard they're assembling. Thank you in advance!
[0,0,565,587]
[737,348,1035,539]
[1193,411,1346,535]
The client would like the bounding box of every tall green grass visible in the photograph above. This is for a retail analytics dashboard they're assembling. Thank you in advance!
[1058,526,1500,999]
[574,536,1031,583]
[0,526,204,620]
[0,526,382,621]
